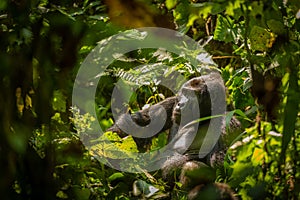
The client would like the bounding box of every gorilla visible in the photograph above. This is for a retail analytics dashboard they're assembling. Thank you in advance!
[108,72,241,199]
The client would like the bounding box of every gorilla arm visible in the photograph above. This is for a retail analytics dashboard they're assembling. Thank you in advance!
[107,96,176,136]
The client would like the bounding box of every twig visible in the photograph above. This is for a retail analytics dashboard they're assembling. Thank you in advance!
[212,56,239,59]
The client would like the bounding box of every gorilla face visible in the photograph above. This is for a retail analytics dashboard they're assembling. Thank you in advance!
[172,76,212,128]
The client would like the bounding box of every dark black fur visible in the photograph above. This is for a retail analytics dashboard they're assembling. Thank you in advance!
[108,73,241,199]
[107,96,177,150]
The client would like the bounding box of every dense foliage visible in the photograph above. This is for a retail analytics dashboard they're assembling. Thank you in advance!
[0,0,299,199]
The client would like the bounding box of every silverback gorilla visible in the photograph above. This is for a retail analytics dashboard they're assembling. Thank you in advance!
[108,72,241,199]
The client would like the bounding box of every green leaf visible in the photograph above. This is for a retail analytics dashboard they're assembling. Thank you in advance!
[225,111,235,131]
[191,2,224,15]
[249,26,273,52]
[133,180,159,198]
[56,191,68,199]
[166,0,177,10]
[118,136,138,152]
[280,69,300,163]
[73,188,90,200]
[213,15,236,42]
[267,19,285,35]
[225,0,244,17]
[234,109,249,119]
[108,172,125,182]
[173,1,190,26]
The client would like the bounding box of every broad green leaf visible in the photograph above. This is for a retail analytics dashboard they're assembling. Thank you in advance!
[249,26,274,52]
[213,15,236,42]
